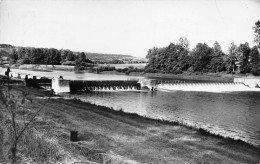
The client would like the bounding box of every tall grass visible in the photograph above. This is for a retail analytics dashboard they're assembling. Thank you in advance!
[19,129,62,163]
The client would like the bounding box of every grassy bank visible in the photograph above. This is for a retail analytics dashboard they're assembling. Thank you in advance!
[0,84,260,163]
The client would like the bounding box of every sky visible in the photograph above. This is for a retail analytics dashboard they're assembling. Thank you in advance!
[0,0,260,57]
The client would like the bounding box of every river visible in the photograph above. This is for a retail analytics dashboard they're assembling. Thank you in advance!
[1,67,260,147]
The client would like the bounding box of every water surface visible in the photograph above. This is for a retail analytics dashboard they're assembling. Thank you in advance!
[71,90,260,147]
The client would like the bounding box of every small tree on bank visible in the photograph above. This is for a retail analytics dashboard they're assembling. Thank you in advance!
[0,79,53,164]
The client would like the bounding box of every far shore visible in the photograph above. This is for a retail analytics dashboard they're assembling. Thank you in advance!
[0,83,260,163]
[100,71,245,82]
[2,64,259,82]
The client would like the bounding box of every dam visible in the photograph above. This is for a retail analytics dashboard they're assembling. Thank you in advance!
[6,71,260,93]
[22,76,141,93]
[69,80,141,93]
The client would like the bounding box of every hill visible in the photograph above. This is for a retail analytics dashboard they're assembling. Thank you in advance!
[84,52,133,63]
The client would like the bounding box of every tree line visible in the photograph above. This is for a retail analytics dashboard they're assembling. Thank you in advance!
[145,21,260,75]
[9,48,93,69]
[5,47,136,66]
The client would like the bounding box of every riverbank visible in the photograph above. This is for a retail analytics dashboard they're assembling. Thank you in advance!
[0,84,260,163]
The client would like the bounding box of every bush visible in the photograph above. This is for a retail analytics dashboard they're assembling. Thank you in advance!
[97,66,116,72]
[251,64,260,75]
[74,66,86,71]
[170,68,182,74]
[128,66,134,70]
[125,70,131,75]
[107,66,116,71]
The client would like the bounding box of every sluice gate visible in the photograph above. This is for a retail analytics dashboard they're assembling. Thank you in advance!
[69,80,141,92]
[25,78,52,88]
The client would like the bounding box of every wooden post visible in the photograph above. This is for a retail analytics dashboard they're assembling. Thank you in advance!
[70,131,78,142]
[5,71,9,77]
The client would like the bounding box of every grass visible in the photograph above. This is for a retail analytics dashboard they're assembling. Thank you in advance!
[1,84,260,163]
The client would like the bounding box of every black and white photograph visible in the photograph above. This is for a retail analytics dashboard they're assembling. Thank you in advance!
[0,0,260,163]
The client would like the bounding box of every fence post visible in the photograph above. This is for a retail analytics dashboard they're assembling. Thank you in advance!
[70,131,78,142]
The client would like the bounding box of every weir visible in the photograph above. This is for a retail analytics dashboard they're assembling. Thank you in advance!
[139,79,260,92]
[7,71,260,93]
[9,74,141,93]
[69,80,141,93]
[156,82,258,92]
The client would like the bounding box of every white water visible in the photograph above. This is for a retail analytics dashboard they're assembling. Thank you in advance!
[157,83,260,92]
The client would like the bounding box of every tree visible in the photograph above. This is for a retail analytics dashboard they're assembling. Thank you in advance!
[253,20,260,46]
[250,46,260,65]
[190,43,213,72]
[250,46,260,75]
[144,43,189,74]
[224,42,239,73]
[145,47,160,73]
[177,37,190,50]
[27,48,45,64]
[78,52,86,62]
[209,42,225,72]
[75,52,93,69]
[60,49,74,61]
[17,48,30,64]
[10,49,18,65]
[228,42,238,57]
[48,48,61,65]
[224,55,236,73]
[0,80,53,163]
[212,41,223,57]
[237,43,251,73]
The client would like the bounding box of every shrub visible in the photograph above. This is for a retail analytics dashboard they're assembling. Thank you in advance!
[251,64,260,75]
[125,70,131,75]
[74,66,86,71]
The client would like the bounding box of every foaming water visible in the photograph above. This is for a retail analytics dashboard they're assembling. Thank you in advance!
[157,83,260,92]
[71,91,260,147]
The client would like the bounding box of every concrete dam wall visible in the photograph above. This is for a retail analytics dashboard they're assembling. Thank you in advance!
[50,78,141,93]
[69,80,141,93]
